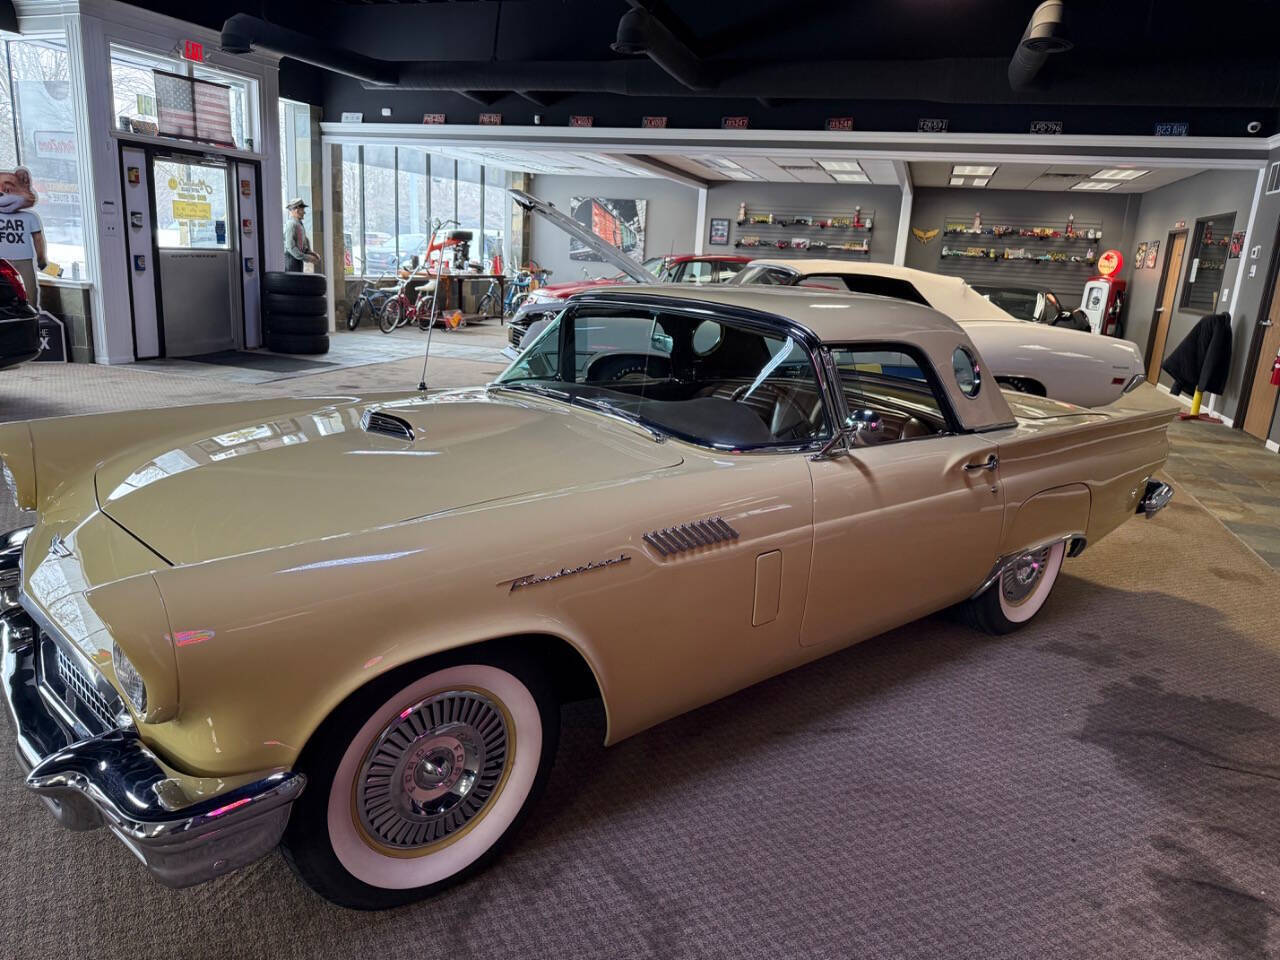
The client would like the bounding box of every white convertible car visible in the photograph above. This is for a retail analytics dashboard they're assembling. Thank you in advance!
[732,260,1146,407]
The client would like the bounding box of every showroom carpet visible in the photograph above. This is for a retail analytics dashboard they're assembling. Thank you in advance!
[2,489,1279,959]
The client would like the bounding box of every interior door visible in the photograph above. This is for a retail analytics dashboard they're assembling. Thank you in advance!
[1242,288,1280,439]
[1146,232,1187,383]
[235,162,263,349]
[152,156,241,357]
[801,346,1004,649]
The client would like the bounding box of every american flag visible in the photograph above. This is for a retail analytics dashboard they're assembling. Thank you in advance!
[154,70,234,147]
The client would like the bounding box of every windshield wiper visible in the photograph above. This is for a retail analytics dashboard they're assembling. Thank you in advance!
[573,396,668,443]
[490,381,572,402]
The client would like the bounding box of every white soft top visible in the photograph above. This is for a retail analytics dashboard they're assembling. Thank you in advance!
[748,259,1017,322]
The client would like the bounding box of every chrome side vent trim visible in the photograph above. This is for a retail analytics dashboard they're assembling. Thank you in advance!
[362,409,415,442]
[643,517,739,558]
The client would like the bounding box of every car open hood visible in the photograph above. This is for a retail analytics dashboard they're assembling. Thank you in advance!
[509,189,654,282]
[96,389,682,565]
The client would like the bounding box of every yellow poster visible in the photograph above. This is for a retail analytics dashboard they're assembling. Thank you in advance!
[172,199,211,221]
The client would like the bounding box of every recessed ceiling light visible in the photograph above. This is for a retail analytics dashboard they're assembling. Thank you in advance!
[949,176,965,186]
[1072,180,1119,191]
[952,164,997,177]
[1093,168,1148,180]
[816,159,864,172]
[831,172,869,183]
[971,177,990,187]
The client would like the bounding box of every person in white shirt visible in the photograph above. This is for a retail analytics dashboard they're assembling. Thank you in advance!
[0,167,46,306]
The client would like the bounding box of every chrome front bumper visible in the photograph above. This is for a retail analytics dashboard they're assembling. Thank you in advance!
[1,606,305,888]
[1137,479,1174,519]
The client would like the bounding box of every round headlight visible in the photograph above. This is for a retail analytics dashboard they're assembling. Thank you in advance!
[112,641,148,716]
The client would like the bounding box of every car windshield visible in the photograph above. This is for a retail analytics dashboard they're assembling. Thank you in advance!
[973,286,1040,321]
[494,304,831,450]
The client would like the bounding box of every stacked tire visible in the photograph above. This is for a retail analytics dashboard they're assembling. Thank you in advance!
[264,272,330,355]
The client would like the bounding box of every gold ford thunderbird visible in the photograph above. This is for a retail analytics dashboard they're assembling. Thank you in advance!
[0,286,1174,908]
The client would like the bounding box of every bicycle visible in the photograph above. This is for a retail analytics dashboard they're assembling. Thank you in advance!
[347,276,396,330]
[475,275,503,320]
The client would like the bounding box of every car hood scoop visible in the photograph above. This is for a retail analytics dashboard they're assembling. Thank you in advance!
[96,389,682,565]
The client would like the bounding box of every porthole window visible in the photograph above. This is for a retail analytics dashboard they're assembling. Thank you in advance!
[692,319,723,356]
[952,346,981,398]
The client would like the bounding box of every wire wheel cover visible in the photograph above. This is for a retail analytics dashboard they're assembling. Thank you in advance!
[1001,546,1052,607]
[356,689,510,851]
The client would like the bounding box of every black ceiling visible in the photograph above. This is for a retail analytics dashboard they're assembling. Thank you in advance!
[120,0,1280,136]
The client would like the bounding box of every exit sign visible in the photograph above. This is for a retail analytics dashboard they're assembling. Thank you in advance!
[181,39,204,63]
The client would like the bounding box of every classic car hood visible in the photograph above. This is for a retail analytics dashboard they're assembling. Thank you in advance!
[96,389,683,565]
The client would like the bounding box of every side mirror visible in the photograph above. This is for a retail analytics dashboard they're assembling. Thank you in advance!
[812,408,884,460]
[846,408,884,446]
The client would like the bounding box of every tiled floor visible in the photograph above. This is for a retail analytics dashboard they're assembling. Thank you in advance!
[1165,417,1280,568]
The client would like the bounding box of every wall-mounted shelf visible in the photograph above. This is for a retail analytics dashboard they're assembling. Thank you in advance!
[931,213,1105,290]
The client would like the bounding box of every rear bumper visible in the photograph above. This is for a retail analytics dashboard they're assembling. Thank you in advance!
[1,605,304,888]
[1137,479,1174,518]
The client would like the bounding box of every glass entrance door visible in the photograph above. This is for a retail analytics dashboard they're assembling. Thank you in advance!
[151,156,241,356]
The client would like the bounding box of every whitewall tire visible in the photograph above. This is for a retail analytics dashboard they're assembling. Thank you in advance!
[282,651,558,909]
[962,540,1066,635]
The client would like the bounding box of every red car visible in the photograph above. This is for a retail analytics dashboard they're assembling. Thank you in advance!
[505,254,751,355]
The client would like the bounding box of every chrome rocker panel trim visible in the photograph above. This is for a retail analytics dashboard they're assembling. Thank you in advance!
[1138,479,1174,519]
[2,607,305,888]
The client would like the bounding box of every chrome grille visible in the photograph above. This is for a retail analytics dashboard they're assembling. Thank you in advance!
[643,517,740,558]
[508,324,526,348]
[54,644,119,731]
[362,410,415,442]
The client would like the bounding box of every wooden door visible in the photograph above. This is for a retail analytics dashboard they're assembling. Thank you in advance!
[1242,292,1280,439]
[1147,232,1187,383]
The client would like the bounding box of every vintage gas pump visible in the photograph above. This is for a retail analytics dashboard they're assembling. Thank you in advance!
[1079,249,1127,336]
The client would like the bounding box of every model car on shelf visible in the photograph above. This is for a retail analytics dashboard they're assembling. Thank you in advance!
[0,283,1176,908]
[0,259,41,370]
[730,260,1145,406]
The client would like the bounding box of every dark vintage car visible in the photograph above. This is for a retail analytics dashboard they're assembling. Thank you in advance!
[0,259,40,370]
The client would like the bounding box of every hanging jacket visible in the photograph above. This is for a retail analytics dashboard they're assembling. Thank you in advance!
[1162,312,1232,397]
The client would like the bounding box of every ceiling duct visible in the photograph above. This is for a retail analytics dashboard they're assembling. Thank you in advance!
[611,6,713,91]
[1008,1,1072,91]
[220,13,398,87]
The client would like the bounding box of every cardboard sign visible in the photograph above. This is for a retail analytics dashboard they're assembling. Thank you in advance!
[33,311,66,363]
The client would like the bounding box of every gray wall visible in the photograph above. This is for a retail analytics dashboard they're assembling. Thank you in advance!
[904,187,1140,310]
[528,175,699,281]
[1124,169,1263,414]
[703,182,902,265]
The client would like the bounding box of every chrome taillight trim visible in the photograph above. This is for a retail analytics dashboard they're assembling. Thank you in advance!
[643,517,740,558]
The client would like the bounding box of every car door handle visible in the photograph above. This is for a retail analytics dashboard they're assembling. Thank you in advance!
[964,454,999,472]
